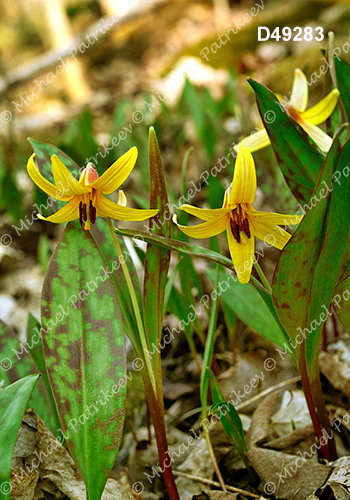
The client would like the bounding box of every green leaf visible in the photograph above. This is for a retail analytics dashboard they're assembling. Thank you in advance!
[26,314,60,433]
[248,78,325,204]
[206,269,290,351]
[164,257,183,315]
[273,130,350,370]
[335,57,350,123]
[200,267,219,411]
[334,273,350,331]
[0,374,40,499]
[41,220,126,500]
[207,369,249,467]
[116,228,233,274]
[0,319,57,431]
[143,127,171,365]
[182,79,206,149]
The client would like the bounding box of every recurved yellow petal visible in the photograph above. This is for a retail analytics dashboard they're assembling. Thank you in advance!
[252,219,291,250]
[229,146,257,205]
[51,155,89,198]
[37,197,80,223]
[226,221,255,284]
[234,128,271,154]
[290,69,308,112]
[300,89,339,125]
[90,147,138,194]
[96,194,158,221]
[180,204,230,221]
[247,210,303,226]
[27,154,73,201]
[173,213,228,238]
[298,118,333,151]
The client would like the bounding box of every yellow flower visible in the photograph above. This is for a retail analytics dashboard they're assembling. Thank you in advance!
[27,147,158,230]
[235,69,339,153]
[173,146,302,284]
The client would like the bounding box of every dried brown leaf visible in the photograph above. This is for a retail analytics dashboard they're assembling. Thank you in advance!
[320,347,350,399]
[264,423,315,450]
[247,448,330,500]
[306,456,350,500]
[247,391,280,449]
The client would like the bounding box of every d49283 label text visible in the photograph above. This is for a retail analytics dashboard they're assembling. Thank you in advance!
[258,27,324,42]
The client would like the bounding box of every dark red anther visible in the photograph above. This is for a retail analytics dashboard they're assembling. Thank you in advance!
[230,219,241,243]
[82,203,87,222]
[243,218,251,238]
[237,212,243,232]
[91,206,96,224]
[89,200,96,225]
[79,201,83,227]
[89,200,93,220]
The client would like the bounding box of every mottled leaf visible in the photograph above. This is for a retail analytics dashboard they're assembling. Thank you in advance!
[0,374,40,499]
[248,78,325,204]
[41,220,126,500]
[273,131,350,370]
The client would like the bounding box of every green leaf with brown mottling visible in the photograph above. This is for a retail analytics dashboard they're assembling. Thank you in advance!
[248,78,325,204]
[28,138,81,185]
[41,220,126,500]
[272,130,350,369]
[0,319,57,432]
[0,374,40,499]
[143,127,171,364]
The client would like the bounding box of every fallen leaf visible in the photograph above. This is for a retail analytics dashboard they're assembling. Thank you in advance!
[247,447,330,500]
[247,391,280,448]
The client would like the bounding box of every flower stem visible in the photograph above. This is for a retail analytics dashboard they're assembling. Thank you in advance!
[310,368,337,460]
[106,218,156,392]
[142,371,181,500]
[253,261,272,293]
[299,341,331,460]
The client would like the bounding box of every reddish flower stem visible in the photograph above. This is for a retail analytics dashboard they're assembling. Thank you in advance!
[299,341,331,461]
[143,372,180,500]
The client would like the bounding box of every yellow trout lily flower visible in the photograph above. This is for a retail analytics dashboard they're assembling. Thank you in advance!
[235,69,339,153]
[27,147,158,230]
[173,146,302,284]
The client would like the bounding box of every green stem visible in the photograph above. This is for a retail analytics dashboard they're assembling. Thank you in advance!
[253,261,272,293]
[106,218,156,392]
[299,341,331,460]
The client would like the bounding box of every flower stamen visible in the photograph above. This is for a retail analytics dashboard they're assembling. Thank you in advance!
[243,218,251,239]
[230,217,241,243]
[89,200,96,225]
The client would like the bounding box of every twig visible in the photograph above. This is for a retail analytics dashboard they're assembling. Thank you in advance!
[167,469,264,499]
